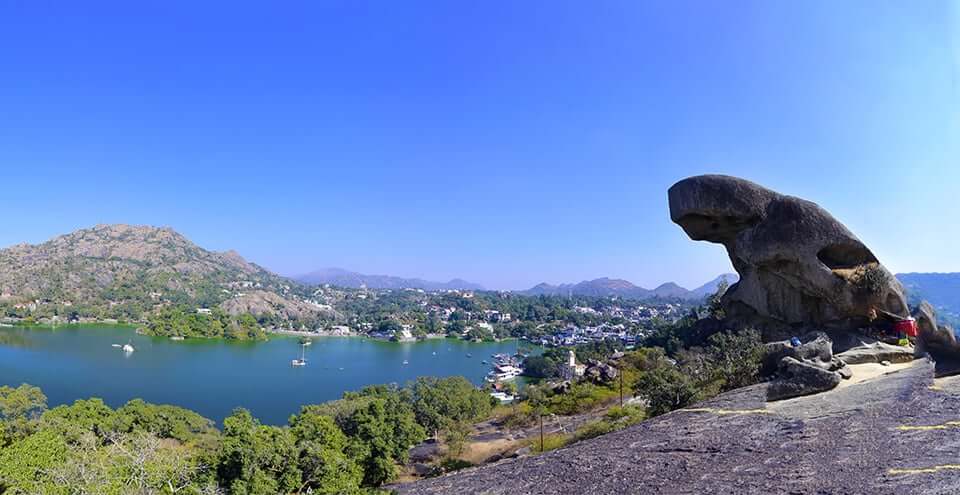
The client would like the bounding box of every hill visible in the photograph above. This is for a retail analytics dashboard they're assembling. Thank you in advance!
[896,272,960,325]
[520,273,738,301]
[896,272,960,312]
[297,267,484,291]
[0,224,320,323]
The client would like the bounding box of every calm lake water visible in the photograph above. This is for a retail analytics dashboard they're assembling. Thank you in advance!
[0,325,530,425]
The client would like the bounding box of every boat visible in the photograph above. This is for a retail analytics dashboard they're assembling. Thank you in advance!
[481,360,489,364]
[466,353,472,358]
[299,337,313,346]
[111,344,122,348]
[122,342,135,353]
[291,343,307,366]
[485,364,523,383]
[171,336,185,341]
[402,360,409,365]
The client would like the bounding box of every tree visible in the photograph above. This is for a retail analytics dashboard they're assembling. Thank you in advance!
[441,420,472,460]
[408,377,493,438]
[706,328,764,391]
[339,395,424,486]
[0,384,47,442]
[634,364,700,417]
[0,429,67,494]
[628,348,702,417]
[289,410,362,494]
[706,279,729,320]
[40,398,114,442]
[218,408,301,495]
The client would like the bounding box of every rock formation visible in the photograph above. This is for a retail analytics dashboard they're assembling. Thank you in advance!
[763,332,850,400]
[669,175,909,337]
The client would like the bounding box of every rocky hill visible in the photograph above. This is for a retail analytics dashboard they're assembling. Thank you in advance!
[400,359,956,494]
[0,224,319,323]
[297,267,484,291]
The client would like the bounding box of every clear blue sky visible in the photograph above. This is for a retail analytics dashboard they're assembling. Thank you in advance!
[1,1,957,290]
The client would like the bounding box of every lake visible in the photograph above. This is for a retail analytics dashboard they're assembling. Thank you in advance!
[0,325,531,425]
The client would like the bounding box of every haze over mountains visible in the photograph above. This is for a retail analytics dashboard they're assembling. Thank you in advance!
[296,268,485,291]
[297,268,740,301]
[520,274,739,300]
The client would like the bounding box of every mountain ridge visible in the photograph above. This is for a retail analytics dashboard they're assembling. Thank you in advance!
[296,267,485,291]
[518,273,739,300]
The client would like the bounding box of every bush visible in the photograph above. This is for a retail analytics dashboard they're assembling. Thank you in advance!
[529,432,569,453]
[573,420,616,442]
[634,364,701,417]
[428,458,475,477]
[705,328,764,391]
[497,402,538,429]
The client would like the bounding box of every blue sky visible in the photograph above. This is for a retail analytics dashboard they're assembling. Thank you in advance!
[0,1,957,290]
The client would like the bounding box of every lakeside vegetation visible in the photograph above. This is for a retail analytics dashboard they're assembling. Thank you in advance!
[2,276,693,342]
[0,376,492,494]
[0,285,769,493]
[143,307,267,340]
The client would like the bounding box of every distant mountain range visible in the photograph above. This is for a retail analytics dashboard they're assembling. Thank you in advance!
[520,273,739,301]
[896,273,960,324]
[297,268,485,291]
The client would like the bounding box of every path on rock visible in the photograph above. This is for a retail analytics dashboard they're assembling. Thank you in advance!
[398,359,960,494]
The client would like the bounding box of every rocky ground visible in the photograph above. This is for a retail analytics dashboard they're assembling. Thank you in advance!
[398,358,960,494]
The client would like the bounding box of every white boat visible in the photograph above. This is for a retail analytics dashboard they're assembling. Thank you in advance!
[402,360,409,365]
[122,344,135,353]
[111,344,122,348]
[486,364,523,382]
[171,336,185,341]
[291,343,307,366]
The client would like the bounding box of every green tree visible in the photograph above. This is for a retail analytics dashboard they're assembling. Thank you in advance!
[340,396,424,486]
[0,429,67,494]
[0,384,47,442]
[218,408,301,495]
[289,410,362,494]
[408,377,493,438]
[706,328,764,391]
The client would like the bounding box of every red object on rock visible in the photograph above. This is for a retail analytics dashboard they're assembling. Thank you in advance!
[894,318,918,337]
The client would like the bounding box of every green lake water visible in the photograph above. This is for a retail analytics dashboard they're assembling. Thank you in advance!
[0,325,530,425]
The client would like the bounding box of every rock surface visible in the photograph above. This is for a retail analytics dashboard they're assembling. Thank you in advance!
[837,340,916,365]
[763,332,849,400]
[913,300,959,356]
[583,360,619,384]
[398,359,960,494]
[668,175,909,334]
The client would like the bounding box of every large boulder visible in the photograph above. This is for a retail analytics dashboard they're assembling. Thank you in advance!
[912,300,957,356]
[767,356,843,401]
[764,332,849,401]
[669,175,909,334]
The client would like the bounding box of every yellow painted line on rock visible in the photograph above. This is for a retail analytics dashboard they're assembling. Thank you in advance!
[896,421,960,431]
[680,407,772,416]
[889,464,960,476]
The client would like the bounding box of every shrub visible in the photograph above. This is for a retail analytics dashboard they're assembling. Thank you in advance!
[705,328,765,391]
[529,432,569,453]
[573,420,616,442]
